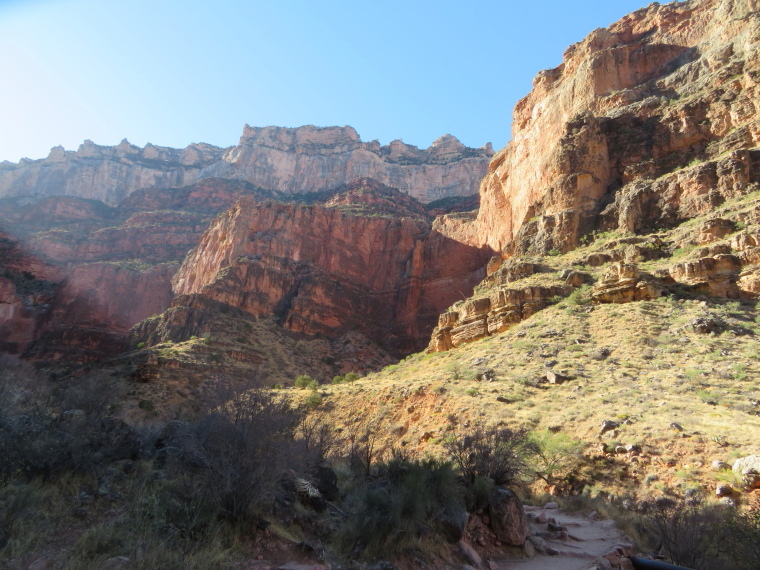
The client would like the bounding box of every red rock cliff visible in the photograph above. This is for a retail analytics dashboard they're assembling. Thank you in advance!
[438,0,760,255]
[172,198,493,353]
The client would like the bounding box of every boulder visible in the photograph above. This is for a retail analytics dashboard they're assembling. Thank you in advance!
[732,455,760,488]
[487,487,529,546]
[437,506,469,543]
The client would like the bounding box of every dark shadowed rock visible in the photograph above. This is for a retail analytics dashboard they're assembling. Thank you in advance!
[487,486,529,546]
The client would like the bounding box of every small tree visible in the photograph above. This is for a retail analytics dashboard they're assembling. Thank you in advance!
[195,388,299,522]
[298,415,336,465]
[529,429,585,486]
[295,375,318,389]
[444,427,533,486]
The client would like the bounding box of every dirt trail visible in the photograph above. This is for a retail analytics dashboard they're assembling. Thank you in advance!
[494,506,628,570]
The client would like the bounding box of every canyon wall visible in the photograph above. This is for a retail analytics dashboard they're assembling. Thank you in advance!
[170,197,493,353]
[437,0,760,255]
[0,126,492,206]
[0,179,269,361]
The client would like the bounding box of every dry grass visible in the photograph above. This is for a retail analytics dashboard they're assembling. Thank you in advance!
[287,190,760,504]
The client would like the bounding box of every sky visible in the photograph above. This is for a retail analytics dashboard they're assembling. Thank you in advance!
[0,0,652,163]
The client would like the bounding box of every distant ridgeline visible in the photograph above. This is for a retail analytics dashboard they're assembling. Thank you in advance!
[0,125,493,206]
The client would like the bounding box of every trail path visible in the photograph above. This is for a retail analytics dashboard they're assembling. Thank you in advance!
[493,506,628,570]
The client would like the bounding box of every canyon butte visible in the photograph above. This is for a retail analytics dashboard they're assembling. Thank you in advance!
[1,0,760,568]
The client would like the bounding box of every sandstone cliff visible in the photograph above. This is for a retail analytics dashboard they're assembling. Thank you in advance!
[0,126,492,206]
[170,197,492,353]
[0,179,273,361]
[436,0,759,255]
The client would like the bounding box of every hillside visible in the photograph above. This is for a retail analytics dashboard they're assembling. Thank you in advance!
[1,0,760,569]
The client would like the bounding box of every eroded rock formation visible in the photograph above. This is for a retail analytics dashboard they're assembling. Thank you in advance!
[0,179,272,361]
[591,263,662,304]
[434,0,760,255]
[170,197,492,353]
[428,283,572,352]
[0,126,492,206]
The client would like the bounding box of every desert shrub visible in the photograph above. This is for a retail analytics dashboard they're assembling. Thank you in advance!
[529,429,586,486]
[192,389,300,523]
[304,390,323,410]
[294,375,318,389]
[642,500,760,570]
[344,372,361,383]
[331,375,345,384]
[444,427,533,486]
[297,415,336,465]
[0,369,134,481]
[567,285,592,306]
[343,419,382,476]
[335,457,463,559]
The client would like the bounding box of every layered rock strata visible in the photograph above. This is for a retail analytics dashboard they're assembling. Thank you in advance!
[428,284,572,352]
[170,197,492,353]
[591,263,662,304]
[0,126,492,205]
[435,0,760,255]
[0,179,270,361]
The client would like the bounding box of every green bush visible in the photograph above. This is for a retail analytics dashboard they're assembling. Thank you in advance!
[567,284,592,306]
[335,458,463,559]
[294,375,318,389]
[344,372,361,383]
[304,390,322,410]
[331,375,345,384]
[529,429,585,486]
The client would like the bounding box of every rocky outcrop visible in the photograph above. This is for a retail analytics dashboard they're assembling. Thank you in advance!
[171,197,492,353]
[0,179,269,361]
[434,0,760,254]
[592,263,662,304]
[669,254,744,298]
[320,178,431,221]
[127,293,397,387]
[428,283,571,352]
[0,231,59,354]
[0,126,492,206]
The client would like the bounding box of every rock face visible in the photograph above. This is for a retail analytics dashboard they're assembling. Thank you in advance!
[0,179,271,361]
[436,0,760,254]
[428,283,571,352]
[0,126,492,206]
[592,263,662,304]
[171,197,492,353]
[0,231,59,354]
[0,139,224,206]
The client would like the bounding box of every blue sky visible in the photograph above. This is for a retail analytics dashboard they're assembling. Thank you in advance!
[0,0,650,162]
